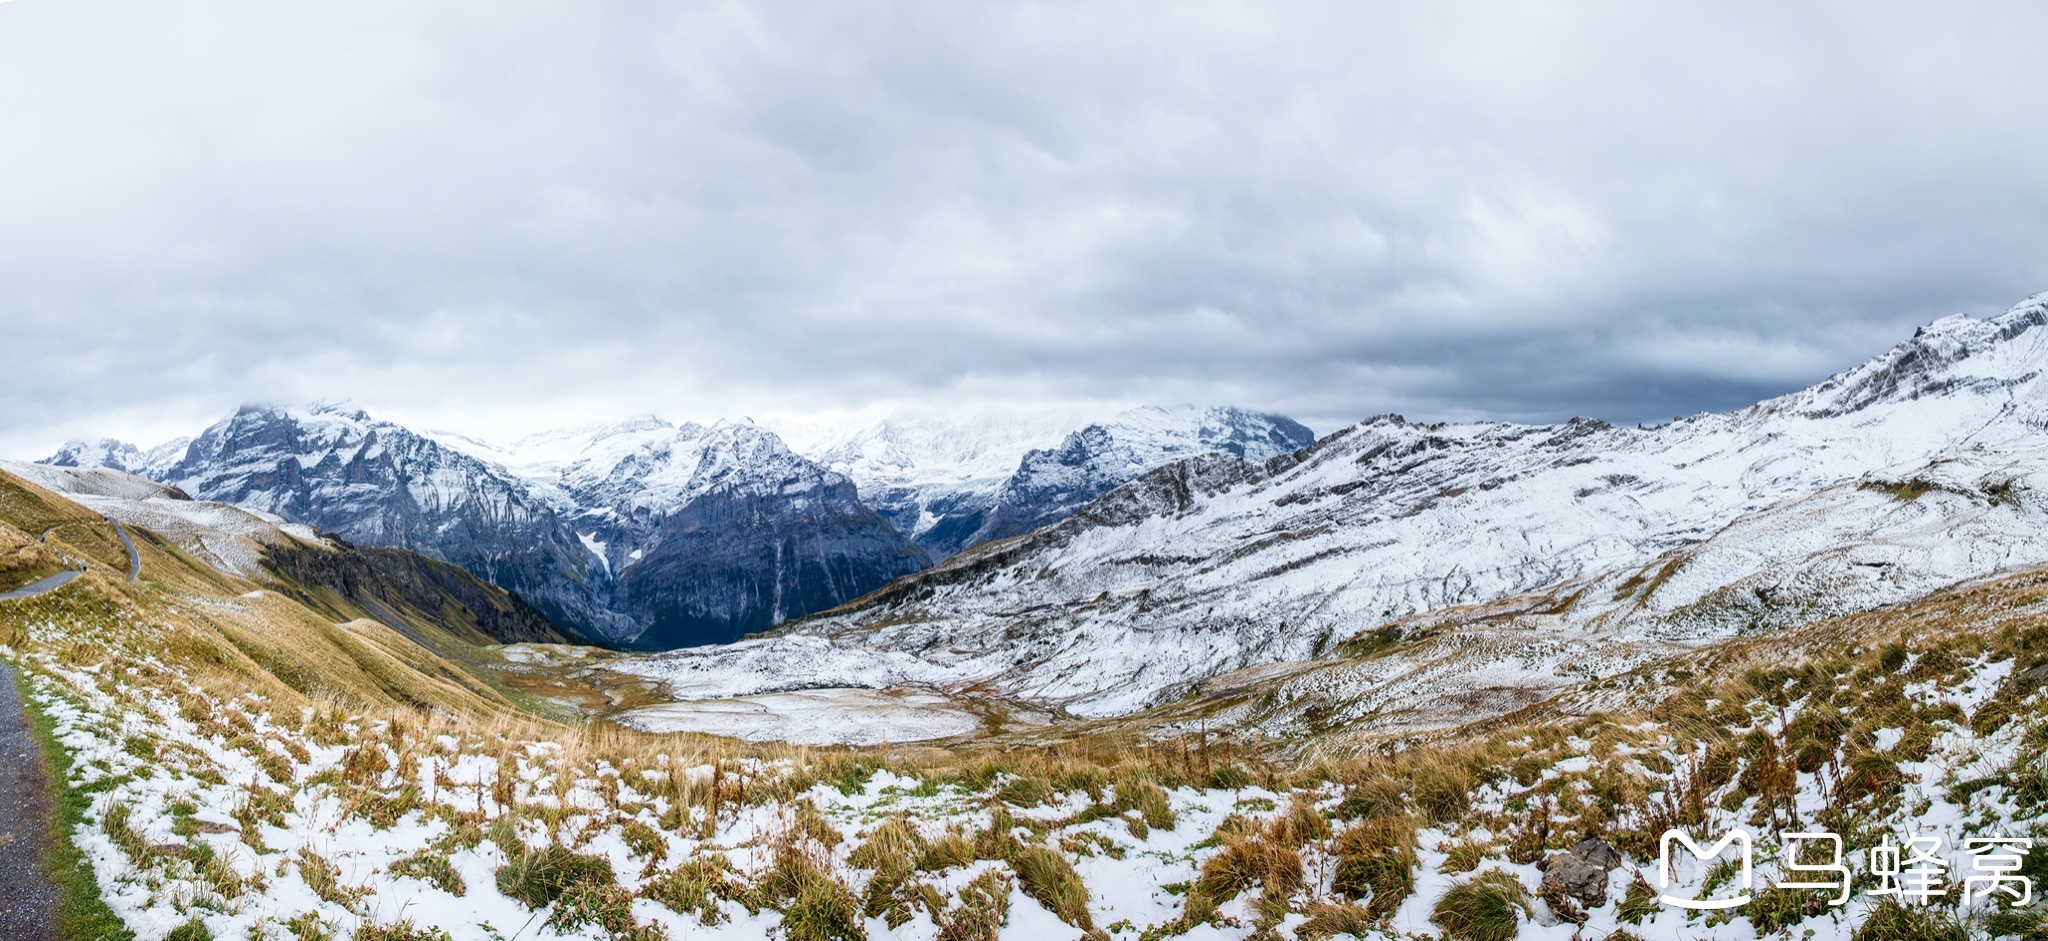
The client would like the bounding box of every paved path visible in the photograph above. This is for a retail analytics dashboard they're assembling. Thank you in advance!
[0,516,138,602]
[0,516,141,934]
[0,663,59,941]
[106,519,139,582]
[0,572,82,603]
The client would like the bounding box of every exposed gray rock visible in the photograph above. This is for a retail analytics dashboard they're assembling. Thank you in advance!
[1539,851,1609,906]
[1571,838,1624,871]
[1539,838,1623,906]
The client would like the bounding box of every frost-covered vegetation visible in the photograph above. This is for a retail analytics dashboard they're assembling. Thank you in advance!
[12,454,2048,941]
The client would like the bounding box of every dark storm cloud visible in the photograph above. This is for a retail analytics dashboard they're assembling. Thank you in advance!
[3,0,2047,452]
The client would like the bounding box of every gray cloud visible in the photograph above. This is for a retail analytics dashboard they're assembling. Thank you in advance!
[4,0,2047,454]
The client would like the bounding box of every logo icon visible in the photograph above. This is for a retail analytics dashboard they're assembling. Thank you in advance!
[1659,828,1753,910]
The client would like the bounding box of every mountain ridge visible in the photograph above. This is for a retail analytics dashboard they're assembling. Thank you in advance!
[619,291,2048,719]
[43,401,1318,648]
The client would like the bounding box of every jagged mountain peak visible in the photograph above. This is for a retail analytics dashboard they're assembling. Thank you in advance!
[792,403,1318,559]
[1775,293,2048,419]
[459,414,840,520]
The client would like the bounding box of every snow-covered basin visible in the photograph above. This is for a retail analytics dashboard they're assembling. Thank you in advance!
[612,687,983,745]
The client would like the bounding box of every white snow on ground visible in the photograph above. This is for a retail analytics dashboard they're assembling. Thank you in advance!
[1,636,1278,941]
[613,688,984,745]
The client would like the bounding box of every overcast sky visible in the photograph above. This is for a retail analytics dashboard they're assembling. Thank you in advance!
[4,1,2048,456]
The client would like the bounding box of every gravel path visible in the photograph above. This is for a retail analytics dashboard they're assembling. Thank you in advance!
[0,663,59,941]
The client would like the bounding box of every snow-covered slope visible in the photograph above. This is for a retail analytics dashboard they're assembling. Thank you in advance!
[1,459,319,580]
[626,293,2048,718]
[792,405,1316,559]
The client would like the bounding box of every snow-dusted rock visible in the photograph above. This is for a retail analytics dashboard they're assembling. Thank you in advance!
[50,406,926,647]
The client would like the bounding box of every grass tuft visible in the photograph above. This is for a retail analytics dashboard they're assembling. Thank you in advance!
[1430,868,1531,941]
[495,844,615,909]
[1013,845,1095,932]
[936,869,1012,941]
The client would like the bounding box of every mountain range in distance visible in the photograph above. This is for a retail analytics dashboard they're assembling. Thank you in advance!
[626,291,2048,727]
[41,402,1316,650]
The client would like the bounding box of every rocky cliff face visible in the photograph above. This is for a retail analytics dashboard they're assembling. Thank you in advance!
[45,402,1312,648]
[925,405,1316,558]
[449,417,930,648]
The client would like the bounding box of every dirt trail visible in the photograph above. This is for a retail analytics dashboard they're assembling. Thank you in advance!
[0,663,59,940]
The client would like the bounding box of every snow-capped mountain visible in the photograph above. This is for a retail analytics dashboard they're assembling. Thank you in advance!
[792,405,1316,559]
[626,292,2048,719]
[434,418,929,648]
[47,404,925,648]
[782,408,1092,553]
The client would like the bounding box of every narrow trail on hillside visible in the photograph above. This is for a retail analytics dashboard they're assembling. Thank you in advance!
[106,518,139,582]
[0,572,81,602]
[0,516,139,602]
[0,663,59,941]
[0,514,140,936]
